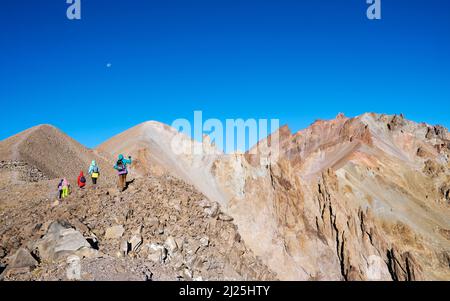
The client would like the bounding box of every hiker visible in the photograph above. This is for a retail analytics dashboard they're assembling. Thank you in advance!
[77,171,86,188]
[88,160,100,185]
[61,178,70,198]
[57,179,64,199]
[114,154,132,191]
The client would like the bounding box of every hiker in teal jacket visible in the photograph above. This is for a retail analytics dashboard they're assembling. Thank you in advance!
[88,160,100,185]
[114,154,132,191]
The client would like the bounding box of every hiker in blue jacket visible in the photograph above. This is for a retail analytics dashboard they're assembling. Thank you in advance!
[88,160,100,185]
[114,154,132,191]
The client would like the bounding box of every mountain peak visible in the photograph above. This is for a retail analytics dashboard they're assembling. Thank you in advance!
[0,123,115,181]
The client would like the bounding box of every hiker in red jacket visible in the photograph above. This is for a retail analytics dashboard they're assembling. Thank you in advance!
[77,171,86,188]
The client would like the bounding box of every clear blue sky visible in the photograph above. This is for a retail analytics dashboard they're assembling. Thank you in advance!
[1,0,449,147]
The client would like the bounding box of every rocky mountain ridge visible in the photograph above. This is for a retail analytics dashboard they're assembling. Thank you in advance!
[1,113,449,280]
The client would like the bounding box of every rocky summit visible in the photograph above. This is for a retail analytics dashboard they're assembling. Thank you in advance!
[1,113,450,281]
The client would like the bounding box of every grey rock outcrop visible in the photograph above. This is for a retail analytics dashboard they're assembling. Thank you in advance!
[33,221,94,262]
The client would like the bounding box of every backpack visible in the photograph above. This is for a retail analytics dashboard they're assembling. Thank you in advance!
[92,165,99,173]
[80,176,86,184]
[116,160,126,172]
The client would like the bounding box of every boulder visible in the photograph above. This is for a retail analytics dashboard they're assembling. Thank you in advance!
[199,236,210,247]
[198,199,211,208]
[145,243,167,263]
[183,268,193,280]
[120,240,129,257]
[33,221,93,262]
[218,213,233,222]
[164,236,178,254]
[175,237,185,252]
[185,240,200,256]
[66,255,81,281]
[129,235,143,253]
[204,202,219,218]
[8,248,38,270]
[76,247,100,259]
[55,229,90,253]
[105,225,125,240]
[169,253,185,270]
[185,254,198,267]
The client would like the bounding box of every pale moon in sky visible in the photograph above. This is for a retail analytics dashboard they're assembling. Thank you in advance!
[106,63,112,68]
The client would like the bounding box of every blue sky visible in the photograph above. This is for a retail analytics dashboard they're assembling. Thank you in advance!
[1,0,449,148]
